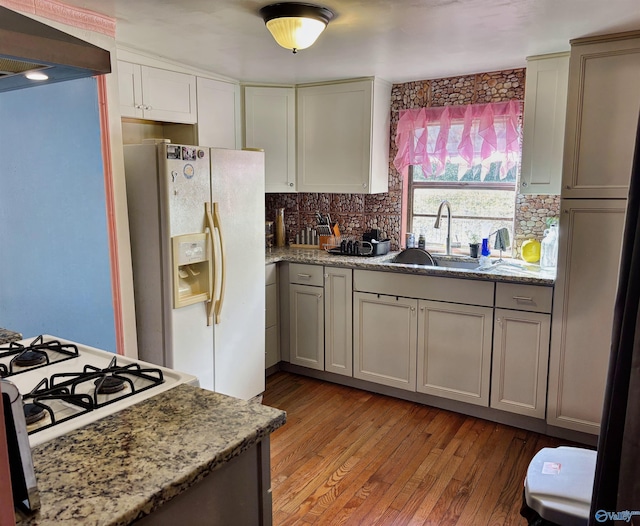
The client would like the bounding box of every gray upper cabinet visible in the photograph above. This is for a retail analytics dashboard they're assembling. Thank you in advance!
[561,32,640,198]
[242,78,391,194]
[520,53,569,195]
[296,78,391,194]
[196,77,240,149]
[244,86,297,193]
[118,61,197,124]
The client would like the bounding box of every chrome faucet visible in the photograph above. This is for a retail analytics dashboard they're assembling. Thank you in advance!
[433,200,452,255]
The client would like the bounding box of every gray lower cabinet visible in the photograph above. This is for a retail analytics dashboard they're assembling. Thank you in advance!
[324,267,353,377]
[491,282,553,418]
[289,282,324,371]
[353,292,417,391]
[548,199,626,434]
[284,265,556,427]
[265,264,279,369]
[491,309,551,418]
[416,300,493,406]
[287,264,353,375]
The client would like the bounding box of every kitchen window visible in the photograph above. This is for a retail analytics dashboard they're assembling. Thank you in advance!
[395,101,522,253]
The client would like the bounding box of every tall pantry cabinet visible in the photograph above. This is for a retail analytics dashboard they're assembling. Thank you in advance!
[547,31,640,435]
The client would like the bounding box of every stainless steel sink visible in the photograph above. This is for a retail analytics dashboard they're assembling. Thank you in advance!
[391,248,436,265]
[388,249,479,270]
[432,258,479,269]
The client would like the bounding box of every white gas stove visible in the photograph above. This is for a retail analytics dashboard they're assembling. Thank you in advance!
[1,334,198,447]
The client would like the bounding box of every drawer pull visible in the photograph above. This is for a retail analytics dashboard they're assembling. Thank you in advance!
[297,273,312,279]
[513,296,534,302]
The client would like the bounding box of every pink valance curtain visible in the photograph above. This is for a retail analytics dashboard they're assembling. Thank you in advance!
[394,100,523,180]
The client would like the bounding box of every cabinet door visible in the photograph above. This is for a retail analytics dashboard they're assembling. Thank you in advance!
[117,61,144,119]
[140,66,197,124]
[491,309,550,418]
[416,300,493,406]
[197,77,240,149]
[297,79,390,194]
[265,325,279,369]
[324,268,353,377]
[289,283,324,370]
[520,53,569,195]
[353,292,417,391]
[562,35,640,198]
[548,199,626,434]
[265,264,279,368]
[244,86,296,193]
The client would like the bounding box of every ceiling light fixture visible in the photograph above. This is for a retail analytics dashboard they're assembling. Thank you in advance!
[260,3,334,54]
[24,70,49,81]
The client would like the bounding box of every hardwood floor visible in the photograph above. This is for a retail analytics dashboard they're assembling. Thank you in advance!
[263,371,567,526]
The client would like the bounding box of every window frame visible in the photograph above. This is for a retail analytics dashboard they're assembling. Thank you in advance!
[407,166,517,251]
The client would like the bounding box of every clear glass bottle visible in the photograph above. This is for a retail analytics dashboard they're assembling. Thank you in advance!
[540,223,558,270]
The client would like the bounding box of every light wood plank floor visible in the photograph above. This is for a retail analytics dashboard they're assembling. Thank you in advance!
[263,371,567,526]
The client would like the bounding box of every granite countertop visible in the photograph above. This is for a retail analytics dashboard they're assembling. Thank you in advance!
[17,384,286,526]
[266,247,555,286]
[0,328,22,345]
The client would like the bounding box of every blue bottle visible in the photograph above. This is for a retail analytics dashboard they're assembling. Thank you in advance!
[481,238,491,257]
[478,238,492,269]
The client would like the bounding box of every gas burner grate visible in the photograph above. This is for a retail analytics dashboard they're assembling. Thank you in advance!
[50,355,164,408]
[0,335,80,377]
[20,357,166,436]
[21,378,94,435]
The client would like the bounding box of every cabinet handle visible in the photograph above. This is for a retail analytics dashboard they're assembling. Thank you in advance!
[521,181,528,187]
[565,185,571,189]
[420,307,424,311]
[317,294,322,300]
[497,317,502,324]
[289,182,294,187]
[297,274,311,279]
[512,296,534,302]
[362,183,367,188]
[410,307,416,312]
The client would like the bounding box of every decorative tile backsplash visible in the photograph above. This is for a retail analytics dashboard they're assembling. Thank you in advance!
[266,68,560,255]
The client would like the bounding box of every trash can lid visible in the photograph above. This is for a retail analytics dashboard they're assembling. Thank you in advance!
[524,446,597,526]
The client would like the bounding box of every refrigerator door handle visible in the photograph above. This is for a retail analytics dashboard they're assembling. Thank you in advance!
[204,202,216,326]
[212,202,226,324]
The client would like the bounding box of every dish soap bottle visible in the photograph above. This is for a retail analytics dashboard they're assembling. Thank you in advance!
[418,231,426,249]
[479,238,492,269]
[540,223,559,270]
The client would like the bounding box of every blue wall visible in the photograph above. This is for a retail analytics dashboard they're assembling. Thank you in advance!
[0,78,116,352]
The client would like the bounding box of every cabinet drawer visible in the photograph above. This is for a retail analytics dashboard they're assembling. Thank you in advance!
[265,263,277,286]
[495,283,553,313]
[353,270,494,307]
[289,263,324,287]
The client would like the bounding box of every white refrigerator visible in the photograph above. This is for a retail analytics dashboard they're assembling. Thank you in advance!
[124,142,265,399]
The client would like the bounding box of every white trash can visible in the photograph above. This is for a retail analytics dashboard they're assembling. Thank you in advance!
[521,446,597,526]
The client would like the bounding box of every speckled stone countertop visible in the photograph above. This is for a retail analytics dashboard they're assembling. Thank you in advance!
[0,327,22,344]
[16,384,286,526]
[266,247,555,286]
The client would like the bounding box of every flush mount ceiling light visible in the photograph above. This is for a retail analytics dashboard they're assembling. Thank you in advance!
[24,70,49,81]
[260,3,334,54]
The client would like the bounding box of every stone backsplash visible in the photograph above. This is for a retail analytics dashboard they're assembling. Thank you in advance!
[266,68,560,256]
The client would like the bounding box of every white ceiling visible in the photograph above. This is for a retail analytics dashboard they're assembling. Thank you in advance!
[63,0,640,84]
